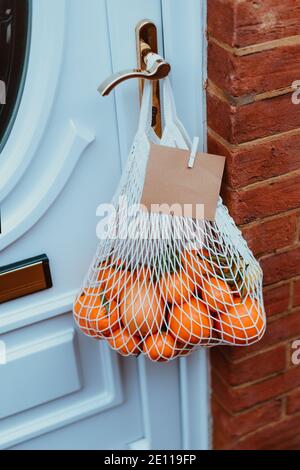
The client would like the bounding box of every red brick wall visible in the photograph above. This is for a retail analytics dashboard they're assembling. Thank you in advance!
[207,0,300,449]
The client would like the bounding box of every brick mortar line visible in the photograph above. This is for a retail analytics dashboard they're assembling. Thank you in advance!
[212,357,300,407]
[208,79,294,107]
[264,278,294,314]
[291,274,300,284]
[221,410,300,449]
[208,34,300,57]
[208,126,300,152]
[218,332,300,371]
[212,362,287,391]
[259,241,300,261]
[239,208,300,230]
[222,167,300,192]
[264,278,293,293]
[211,351,291,392]
[255,304,298,329]
[212,396,295,442]
[243,227,299,259]
[265,304,300,324]
[212,392,283,420]
[227,408,300,447]
[219,316,300,365]
[256,237,299,259]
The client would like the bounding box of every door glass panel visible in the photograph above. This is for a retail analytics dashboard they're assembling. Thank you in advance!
[0,0,30,151]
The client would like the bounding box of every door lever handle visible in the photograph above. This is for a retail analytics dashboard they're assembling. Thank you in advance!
[98,20,170,137]
[98,53,171,96]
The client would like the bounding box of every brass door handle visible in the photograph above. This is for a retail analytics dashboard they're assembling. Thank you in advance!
[98,55,171,96]
[98,20,171,137]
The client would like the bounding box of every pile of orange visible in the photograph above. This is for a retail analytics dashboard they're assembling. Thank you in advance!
[73,250,264,361]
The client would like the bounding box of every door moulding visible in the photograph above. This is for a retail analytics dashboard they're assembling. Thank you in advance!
[0,120,95,251]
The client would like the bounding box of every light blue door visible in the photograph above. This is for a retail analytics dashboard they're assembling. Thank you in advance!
[0,0,209,450]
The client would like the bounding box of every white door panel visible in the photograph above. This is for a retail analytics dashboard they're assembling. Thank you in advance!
[0,0,121,328]
[0,0,209,450]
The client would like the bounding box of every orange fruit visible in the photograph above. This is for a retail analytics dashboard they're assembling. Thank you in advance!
[182,250,203,288]
[73,292,100,337]
[159,270,194,304]
[133,265,152,283]
[97,263,117,297]
[113,268,133,292]
[97,261,132,301]
[169,297,211,345]
[120,282,164,337]
[198,248,215,275]
[182,249,213,289]
[89,297,119,337]
[143,332,176,361]
[82,286,100,297]
[107,327,140,356]
[202,277,233,313]
[215,297,264,344]
[112,257,126,269]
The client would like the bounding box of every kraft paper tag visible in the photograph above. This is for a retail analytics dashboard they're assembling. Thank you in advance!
[140,143,226,221]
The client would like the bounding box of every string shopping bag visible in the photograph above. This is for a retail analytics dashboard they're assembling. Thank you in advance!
[73,78,266,361]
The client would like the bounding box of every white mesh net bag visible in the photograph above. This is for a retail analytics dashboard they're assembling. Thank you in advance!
[73,78,266,362]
